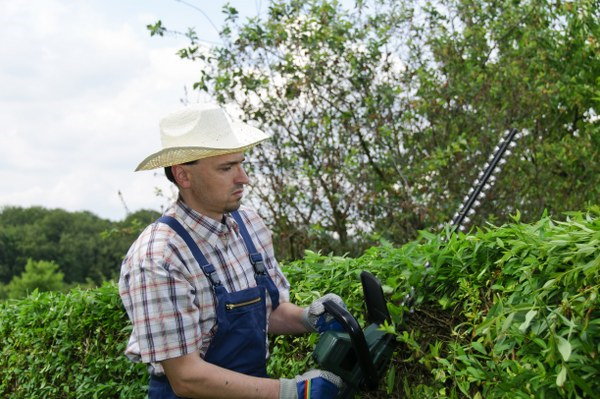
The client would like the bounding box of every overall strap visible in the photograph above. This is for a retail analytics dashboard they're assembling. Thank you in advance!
[231,211,266,275]
[157,216,222,289]
[231,210,280,309]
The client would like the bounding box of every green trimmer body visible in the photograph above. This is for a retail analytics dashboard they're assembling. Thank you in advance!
[313,271,396,398]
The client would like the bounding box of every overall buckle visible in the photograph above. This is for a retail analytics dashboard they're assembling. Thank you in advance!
[203,263,222,286]
[250,253,266,275]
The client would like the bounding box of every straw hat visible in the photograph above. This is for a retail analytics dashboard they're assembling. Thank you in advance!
[135,103,270,171]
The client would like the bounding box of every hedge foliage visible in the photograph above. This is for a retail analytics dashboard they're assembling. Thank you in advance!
[0,284,147,398]
[1,209,598,398]
[277,208,600,398]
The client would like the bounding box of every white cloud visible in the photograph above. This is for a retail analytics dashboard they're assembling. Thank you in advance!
[0,0,210,220]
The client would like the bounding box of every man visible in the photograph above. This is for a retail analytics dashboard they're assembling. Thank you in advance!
[119,104,344,399]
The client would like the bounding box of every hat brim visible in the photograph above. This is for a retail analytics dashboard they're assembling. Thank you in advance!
[135,143,264,171]
[135,122,270,171]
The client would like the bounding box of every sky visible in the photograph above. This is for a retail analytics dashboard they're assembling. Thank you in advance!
[0,0,267,221]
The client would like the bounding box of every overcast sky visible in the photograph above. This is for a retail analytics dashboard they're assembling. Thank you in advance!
[0,0,266,221]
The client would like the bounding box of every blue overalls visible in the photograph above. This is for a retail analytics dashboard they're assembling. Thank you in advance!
[148,211,281,399]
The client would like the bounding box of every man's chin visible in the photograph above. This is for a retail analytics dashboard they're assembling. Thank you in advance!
[224,201,242,214]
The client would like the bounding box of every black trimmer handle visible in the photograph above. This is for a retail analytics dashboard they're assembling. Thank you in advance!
[322,300,379,390]
[360,271,391,325]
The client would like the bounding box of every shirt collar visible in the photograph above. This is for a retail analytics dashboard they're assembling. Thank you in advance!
[173,198,239,246]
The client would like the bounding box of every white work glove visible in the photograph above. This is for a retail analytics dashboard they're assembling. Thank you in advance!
[279,369,343,399]
[302,293,346,333]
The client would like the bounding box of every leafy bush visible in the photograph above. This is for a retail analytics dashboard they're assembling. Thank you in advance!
[1,209,597,398]
[0,284,147,398]
[277,208,600,398]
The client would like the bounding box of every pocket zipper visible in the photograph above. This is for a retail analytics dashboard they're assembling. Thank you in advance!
[225,297,261,310]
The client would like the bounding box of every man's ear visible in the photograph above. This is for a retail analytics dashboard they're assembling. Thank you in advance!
[171,165,192,188]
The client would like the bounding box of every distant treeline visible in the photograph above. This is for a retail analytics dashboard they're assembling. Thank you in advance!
[0,206,160,286]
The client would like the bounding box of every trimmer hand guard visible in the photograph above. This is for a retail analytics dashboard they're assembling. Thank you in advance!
[312,271,395,398]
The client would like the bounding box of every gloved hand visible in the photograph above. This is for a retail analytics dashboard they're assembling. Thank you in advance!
[279,369,343,399]
[302,293,346,333]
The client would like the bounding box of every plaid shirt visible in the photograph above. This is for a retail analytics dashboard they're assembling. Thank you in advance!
[118,199,290,375]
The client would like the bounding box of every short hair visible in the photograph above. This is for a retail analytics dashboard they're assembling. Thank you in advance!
[164,160,197,185]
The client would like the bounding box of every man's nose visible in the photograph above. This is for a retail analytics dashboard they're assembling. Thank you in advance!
[235,165,250,185]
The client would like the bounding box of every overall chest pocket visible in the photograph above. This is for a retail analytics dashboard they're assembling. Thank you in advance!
[225,296,262,311]
[221,283,266,316]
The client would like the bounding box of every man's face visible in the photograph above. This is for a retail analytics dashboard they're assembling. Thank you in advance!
[178,152,250,220]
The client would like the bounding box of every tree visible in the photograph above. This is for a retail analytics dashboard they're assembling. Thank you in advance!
[409,0,600,224]
[5,259,65,299]
[0,226,19,284]
[160,0,599,258]
[0,206,161,285]
[171,0,428,257]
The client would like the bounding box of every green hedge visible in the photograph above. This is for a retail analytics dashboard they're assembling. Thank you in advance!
[1,209,598,398]
[0,284,147,398]
[275,209,600,398]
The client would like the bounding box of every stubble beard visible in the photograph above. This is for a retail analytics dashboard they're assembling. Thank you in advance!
[224,201,242,214]
[224,192,244,214]
[225,185,244,213]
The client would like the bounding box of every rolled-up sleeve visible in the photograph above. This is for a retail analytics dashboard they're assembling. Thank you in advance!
[121,258,203,364]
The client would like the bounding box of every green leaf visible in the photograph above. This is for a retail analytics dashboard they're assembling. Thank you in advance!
[386,364,396,394]
[556,365,567,387]
[502,312,515,332]
[471,341,487,355]
[519,309,538,332]
[542,279,556,289]
[556,336,572,361]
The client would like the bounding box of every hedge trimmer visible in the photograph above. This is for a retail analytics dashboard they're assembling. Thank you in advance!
[312,129,521,398]
[447,128,520,233]
[314,271,395,398]
[402,127,522,307]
